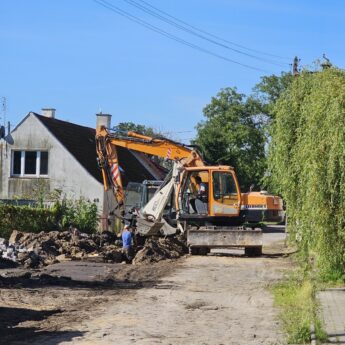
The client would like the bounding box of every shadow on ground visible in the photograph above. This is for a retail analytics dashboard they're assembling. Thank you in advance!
[0,306,84,345]
[0,272,150,290]
[209,251,292,259]
[0,260,178,291]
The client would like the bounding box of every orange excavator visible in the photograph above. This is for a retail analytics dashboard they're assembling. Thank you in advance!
[96,125,264,255]
[241,191,284,223]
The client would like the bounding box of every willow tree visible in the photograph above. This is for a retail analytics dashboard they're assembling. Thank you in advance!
[269,67,345,279]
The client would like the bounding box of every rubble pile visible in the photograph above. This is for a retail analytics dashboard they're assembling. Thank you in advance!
[0,230,124,268]
[0,238,19,268]
[133,235,188,264]
[0,230,187,268]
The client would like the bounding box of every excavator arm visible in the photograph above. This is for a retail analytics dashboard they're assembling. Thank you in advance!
[97,127,203,165]
[95,125,204,219]
[96,127,125,216]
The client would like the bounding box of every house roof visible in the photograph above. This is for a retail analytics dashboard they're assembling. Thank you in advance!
[33,113,157,185]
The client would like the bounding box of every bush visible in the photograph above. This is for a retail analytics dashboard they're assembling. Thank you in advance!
[0,198,99,239]
[0,204,58,239]
[269,67,345,279]
[52,198,98,234]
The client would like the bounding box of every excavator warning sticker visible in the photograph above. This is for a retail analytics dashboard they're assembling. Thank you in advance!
[111,163,120,182]
[166,148,172,159]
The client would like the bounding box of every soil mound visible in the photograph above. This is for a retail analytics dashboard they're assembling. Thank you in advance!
[133,236,188,264]
[1,230,124,268]
[1,230,187,268]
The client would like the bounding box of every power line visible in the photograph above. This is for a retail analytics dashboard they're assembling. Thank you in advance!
[93,0,271,73]
[162,130,193,134]
[122,0,288,67]
[135,0,290,62]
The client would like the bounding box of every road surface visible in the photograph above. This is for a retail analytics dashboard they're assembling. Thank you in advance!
[1,226,289,345]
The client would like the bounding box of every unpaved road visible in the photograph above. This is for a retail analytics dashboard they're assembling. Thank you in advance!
[0,226,290,345]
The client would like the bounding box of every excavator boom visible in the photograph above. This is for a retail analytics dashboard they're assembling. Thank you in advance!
[96,126,206,220]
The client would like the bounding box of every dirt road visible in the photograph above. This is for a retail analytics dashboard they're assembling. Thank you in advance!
[0,227,290,345]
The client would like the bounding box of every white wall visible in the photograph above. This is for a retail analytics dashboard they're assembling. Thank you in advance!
[0,114,104,213]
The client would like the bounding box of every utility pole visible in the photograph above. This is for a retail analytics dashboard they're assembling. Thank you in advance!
[292,56,300,77]
[0,97,9,160]
[0,97,6,139]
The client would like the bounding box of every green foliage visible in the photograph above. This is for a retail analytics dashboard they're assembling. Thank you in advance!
[194,87,267,190]
[273,275,327,344]
[116,122,156,137]
[0,204,58,238]
[0,198,98,239]
[115,121,173,170]
[254,72,294,111]
[274,279,312,343]
[269,67,345,278]
[52,198,98,234]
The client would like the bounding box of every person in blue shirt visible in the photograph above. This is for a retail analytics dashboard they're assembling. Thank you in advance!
[122,225,134,263]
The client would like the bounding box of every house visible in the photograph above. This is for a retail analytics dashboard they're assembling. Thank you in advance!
[0,109,165,229]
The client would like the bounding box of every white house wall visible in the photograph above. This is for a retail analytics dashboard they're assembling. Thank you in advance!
[0,114,104,212]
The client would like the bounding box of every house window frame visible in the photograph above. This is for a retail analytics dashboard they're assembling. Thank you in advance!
[11,150,49,177]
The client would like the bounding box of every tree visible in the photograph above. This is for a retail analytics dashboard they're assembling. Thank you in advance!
[115,122,156,137]
[114,122,172,170]
[269,67,345,278]
[253,71,294,119]
[194,87,266,191]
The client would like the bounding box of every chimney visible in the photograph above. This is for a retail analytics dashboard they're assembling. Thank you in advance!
[42,108,56,118]
[96,112,112,130]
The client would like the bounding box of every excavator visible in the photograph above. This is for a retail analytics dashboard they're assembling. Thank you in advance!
[125,181,284,225]
[96,125,264,256]
[241,191,284,223]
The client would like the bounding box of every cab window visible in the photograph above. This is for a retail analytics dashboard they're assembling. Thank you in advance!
[213,171,238,203]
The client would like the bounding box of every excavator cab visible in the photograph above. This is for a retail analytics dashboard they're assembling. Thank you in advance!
[178,166,242,226]
[180,170,209,215]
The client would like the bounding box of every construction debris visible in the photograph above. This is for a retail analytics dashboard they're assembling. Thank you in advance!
[0,230,187,268]
[133,236,188,264]
[1,230,123,268]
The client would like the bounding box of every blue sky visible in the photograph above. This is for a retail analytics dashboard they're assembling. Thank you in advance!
[1,0,344,142]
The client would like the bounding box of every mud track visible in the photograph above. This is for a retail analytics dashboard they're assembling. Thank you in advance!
[0,226,291,345]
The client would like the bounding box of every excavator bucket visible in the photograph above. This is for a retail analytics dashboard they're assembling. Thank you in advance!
[135,218,165,236]
[135,218,178,236]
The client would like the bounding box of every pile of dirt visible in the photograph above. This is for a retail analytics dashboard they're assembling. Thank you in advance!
[133,235,188,264]
[1,230,124,268]
[1,230,187,268]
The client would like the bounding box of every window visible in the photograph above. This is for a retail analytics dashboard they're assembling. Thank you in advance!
[11,150,49,177]
[40,151,48,175]
[24,151,37,174]
[13,151,21,175]
[180,171,209,214]
[213,171,238,202]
